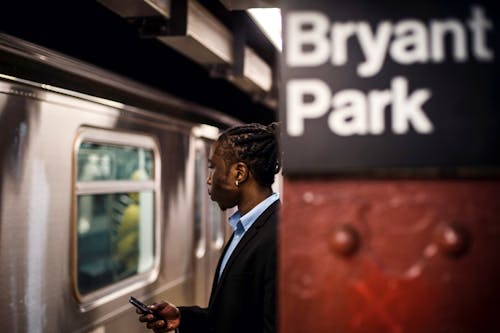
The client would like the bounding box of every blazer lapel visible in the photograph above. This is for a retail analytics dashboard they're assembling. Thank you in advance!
[208,201,279,306]
[208,232,235,304]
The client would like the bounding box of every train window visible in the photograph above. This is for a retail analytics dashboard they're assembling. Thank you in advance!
[194,151,207,258]
[193,136,228,304]
[73,128,160,303]
[194,139,225,249]
[209,198,225,248]
[77,143,153,181]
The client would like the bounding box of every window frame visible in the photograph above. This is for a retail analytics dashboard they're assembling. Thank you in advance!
[71,126,162,311]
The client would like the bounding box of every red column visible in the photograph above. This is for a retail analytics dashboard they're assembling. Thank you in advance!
[279,178,500,333]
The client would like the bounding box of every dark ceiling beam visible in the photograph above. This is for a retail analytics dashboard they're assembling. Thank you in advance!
[98,0,277,110]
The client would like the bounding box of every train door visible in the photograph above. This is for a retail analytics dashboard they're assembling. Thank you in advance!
[193,130,228,305]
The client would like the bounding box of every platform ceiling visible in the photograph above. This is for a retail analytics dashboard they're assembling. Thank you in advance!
[0,0,279,124]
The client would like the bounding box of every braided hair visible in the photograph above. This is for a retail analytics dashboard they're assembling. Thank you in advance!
[215,122,281,187]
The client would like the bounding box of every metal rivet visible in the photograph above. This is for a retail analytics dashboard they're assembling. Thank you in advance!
[435,223,470,258]
[329,225,360,257]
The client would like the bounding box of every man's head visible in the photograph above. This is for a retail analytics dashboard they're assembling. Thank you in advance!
[207,123,281,210]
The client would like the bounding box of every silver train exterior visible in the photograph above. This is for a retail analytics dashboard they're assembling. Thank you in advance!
[0,33,240,333]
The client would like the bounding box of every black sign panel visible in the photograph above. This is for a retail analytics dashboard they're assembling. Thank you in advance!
[280,0,500,174]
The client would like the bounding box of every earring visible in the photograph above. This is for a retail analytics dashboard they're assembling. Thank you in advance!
[235,180,239,187]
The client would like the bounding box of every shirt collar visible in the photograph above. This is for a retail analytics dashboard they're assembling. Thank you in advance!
[228,192,280,233]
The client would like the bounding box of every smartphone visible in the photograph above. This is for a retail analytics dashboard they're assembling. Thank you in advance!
[129,296,152,314]
[129,296,165,322]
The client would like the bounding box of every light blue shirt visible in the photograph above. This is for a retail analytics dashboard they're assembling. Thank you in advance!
[218,192,280,281]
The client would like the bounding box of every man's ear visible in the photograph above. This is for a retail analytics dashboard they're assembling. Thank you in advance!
[234,162,249,184]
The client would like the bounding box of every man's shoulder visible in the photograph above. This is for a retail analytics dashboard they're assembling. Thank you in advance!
[256,200,280,226]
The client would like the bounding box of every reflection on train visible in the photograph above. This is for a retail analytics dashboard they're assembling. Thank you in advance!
[0,33,238,332]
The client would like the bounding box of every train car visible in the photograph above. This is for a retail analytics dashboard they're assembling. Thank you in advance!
[0,33,240,332]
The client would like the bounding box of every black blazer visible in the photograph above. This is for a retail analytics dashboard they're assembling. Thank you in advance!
[178,200,279,333]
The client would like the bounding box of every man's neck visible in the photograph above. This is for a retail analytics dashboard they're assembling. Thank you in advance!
[238,187,273,215]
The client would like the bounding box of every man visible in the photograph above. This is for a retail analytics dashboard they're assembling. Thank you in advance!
[138,123,281,333]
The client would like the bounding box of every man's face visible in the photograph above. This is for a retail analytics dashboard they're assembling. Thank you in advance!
[207,142,239,210]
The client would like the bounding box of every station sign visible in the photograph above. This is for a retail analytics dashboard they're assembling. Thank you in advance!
[279,0,499,174]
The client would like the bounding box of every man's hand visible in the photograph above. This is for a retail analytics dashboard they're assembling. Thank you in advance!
[137,301,181,332]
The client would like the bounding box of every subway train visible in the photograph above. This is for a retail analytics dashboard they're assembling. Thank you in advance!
[0,33,242,332]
